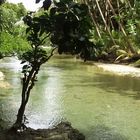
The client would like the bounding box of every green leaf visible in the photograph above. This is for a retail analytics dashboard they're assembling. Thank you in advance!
[22,65,29,70]
[26,27,31,34]
[120,0,125,4]
[20,60,26,64]
[36,0,41,4]
[50,7,57,16]
[42,0,52,10]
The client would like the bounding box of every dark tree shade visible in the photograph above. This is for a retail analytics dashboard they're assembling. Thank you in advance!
[42,0,52,10]
[35,0,41,3]
[0,0,5,5]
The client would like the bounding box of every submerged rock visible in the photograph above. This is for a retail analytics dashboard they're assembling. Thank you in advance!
[0,71,4,80]
[0,81,11,88]
[0,71,11,88]
[0,122,85,140]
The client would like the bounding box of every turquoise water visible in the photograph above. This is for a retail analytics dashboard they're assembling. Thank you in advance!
[0,56,140,140]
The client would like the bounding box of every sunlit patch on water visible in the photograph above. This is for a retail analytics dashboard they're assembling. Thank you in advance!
[26,67,64,129]
[0,57,22,72]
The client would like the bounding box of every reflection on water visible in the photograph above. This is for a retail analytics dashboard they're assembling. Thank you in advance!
[0,56,140,140]
[27,67,64,129]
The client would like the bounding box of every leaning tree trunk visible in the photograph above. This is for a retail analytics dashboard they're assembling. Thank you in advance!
[12,66,40,131]
[14,102,26,128]
[11,47,56,132]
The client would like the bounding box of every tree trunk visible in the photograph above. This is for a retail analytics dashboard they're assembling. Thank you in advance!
[10,100,27,132]
[12,70,35,131]
[107,0,136,54]
[95,0,116,45]
[13,66,39,130]
[84,0,102,38]
[15,102,26,126]
[10,48,55,132]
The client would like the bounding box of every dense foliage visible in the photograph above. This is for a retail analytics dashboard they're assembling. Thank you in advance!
[0,2,29,57]
[24,0,94,60]
[0,0,5,5]
[78,0,140,62]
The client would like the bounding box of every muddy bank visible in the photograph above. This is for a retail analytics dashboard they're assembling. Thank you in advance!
[0,122,85,140]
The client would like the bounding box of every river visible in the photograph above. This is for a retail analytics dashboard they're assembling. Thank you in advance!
[0,56,140,140]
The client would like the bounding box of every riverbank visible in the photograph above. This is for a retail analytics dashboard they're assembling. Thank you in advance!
[94,62,140,77]
[0,122,85,140]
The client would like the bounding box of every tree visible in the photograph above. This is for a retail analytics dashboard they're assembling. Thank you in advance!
[12,0,93,131]
[80,0,139,60]
[0,2,29,57]
[0,0,5,5]
[0,2,26,33]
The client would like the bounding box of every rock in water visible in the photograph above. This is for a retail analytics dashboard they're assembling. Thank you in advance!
[0,122,85,140]
[0,71,4,80]
[0,81,11,88]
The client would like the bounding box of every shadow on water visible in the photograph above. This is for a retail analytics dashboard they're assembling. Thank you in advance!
[92,73,140,100]
[84,125,129,140]
[52,59,140,100]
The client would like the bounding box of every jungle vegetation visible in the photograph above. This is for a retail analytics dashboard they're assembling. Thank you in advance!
[0,2,30,58]
[1,0,140,132]
[78,0,140,62]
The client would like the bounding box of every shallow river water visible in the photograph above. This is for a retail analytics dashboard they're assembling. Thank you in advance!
[0,56,140,140]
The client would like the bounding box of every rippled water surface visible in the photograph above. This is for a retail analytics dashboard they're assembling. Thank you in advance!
[0,56,140,140]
